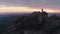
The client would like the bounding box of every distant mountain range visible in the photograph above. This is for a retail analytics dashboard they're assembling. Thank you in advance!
[48,13,60,17]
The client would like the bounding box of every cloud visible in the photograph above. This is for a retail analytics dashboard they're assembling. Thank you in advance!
[0,0,60,9]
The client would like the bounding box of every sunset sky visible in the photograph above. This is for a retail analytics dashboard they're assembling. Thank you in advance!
[0,0,60,14]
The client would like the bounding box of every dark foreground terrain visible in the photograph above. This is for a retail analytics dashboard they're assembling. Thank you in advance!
[0,11,60,34]
[0,14,28,34]
[2,11,60,34]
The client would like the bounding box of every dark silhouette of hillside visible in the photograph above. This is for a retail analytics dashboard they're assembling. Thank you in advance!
[0,14,28,34]
[2,9,60,34]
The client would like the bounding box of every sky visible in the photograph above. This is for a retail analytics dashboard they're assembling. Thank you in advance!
[0,0,60,13]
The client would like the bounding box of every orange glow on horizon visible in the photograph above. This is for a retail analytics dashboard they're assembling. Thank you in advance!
[0,7,40,12]
[0,6,59,13]
[44,9,60,13]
